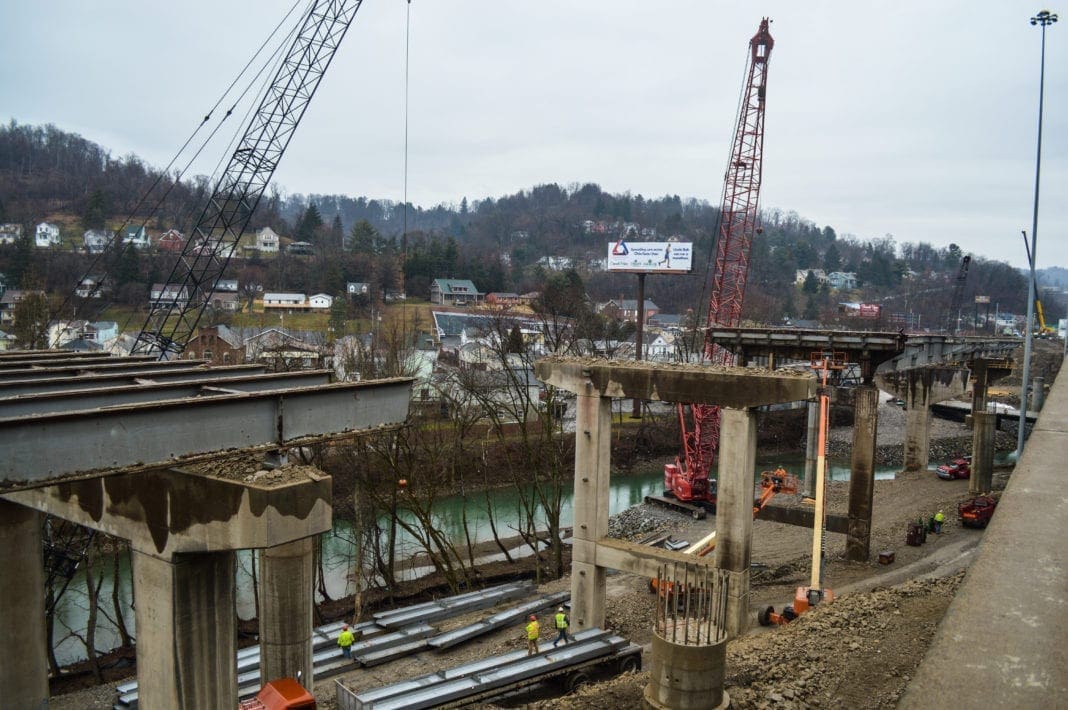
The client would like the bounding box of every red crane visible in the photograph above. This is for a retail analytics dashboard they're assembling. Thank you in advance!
[665,18,774,505]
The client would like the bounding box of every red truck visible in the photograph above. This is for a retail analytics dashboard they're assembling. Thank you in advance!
[958,495,997,528]
[239,678,315,710]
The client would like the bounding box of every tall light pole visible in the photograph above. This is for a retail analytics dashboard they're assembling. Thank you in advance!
[1017,9,1058,458]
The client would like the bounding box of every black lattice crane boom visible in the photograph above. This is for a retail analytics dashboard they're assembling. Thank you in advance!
[665,18,773,504]
[947,255,971,334]
[132,0,365,357]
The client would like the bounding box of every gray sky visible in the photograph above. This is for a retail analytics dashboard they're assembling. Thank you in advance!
[2,1,1065,269]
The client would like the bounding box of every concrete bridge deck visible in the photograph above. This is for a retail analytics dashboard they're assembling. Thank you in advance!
[902,363,1067,706]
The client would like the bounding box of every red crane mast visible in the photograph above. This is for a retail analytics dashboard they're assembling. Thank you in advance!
[665,18,773,504]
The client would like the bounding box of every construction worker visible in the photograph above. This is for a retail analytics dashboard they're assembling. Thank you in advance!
[525,614,541,656]
[934,509,945,534]
[337,624,355,660]
[553,606,574,647]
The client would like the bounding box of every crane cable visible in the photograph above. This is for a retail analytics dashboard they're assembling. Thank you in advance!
[52,0,310,347]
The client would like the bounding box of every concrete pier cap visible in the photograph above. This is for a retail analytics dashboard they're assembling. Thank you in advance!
[2,461,332,558]
[534,357,816,406]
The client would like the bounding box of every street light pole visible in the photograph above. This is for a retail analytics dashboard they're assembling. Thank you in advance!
[1017,9,1058,458]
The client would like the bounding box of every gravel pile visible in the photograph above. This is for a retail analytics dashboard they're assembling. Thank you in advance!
[607,504,686,541]
[724,572,964,708]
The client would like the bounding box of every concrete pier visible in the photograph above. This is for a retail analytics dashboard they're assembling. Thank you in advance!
[970,411,996,493]
[713,407,756,637]
[876,367,969,472]
[847,386,878,562]
[570,389,612,631]
[260,537,316,685]
[0,500,48,709]
[132,548,237,709]
[535,357,815,642]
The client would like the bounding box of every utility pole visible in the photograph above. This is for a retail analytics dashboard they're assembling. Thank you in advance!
[1017,9,1057,458]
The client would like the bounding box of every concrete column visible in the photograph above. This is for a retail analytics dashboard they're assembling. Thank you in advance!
[847,386,878,562]
[713,406,756,638]
[133,549,237,709]
[803,400,819,499]
[0,500,48,709]
[970,412,996,494]
[904,393,933,472]
[1032,376,1046,412]
[260,537,315,685]
[970,360,989,423]
[570,389,612,631]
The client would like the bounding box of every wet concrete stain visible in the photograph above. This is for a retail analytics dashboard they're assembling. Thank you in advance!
[52,471,329,554]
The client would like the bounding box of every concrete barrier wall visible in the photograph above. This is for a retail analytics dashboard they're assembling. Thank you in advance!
[901,365,1068,707]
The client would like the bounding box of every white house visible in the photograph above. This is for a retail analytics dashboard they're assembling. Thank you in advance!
[76,275,106,299]
[346,281,370,296]
[83,230,113,254]
[308,293,333,310]
[123,225,151,249]
[263,292,306,309]
[0,224,23,245]
[256,227,281,252]
[150,283,189,308]
[213,278,239,293]
[35,222,61,248]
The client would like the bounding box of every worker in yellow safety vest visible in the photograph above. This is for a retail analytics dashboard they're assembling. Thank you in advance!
[934,509,945,534]
[553,606,574,647]
[525,614,540,656]
[337,624,355,660]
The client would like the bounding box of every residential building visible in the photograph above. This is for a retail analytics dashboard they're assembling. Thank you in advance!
[346,281,370,297]
[286,241,314,256]
[600,298,660,323]
[123,225,151,249]
[0,329,14,351]
[244,328,325,371]
[207,291,240,312]
[384,288,406,302]
[0,224,23,245]
[83,229,113,254]
[486,292,522,307]
[256,227,281,252]
[794,269,829,286]
[185,325,244,365]
[213,278,239,292]
[157,229,186,253]
[827,271,858,290]
[75,275,107,299]
[0,289,30,325]
[263,292,307,310]
[150,283,190,308]
[35,222,61,248]
[308,293,333,310]
[430,279,483,306]
[536,256,573,271]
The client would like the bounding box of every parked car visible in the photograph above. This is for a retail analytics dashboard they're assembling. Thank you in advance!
[936,457,971,480]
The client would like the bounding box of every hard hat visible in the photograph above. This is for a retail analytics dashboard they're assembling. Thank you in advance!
[529,614,537,620]
[342,625,348,630]
[558,607,564,612]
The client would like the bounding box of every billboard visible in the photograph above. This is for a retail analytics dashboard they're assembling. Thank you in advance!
[606,240,693,273]
[858,303,882,319]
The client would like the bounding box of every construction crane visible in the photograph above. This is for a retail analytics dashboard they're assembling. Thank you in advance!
[43,0,366,614]
[663,18,773,506]
[947,255,971,334]
[132,0,365,357]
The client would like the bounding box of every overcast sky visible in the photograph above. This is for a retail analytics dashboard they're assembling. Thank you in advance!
[2,1,1065,269]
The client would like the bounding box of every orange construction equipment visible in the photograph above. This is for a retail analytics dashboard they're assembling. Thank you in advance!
[758,353,841,626]
[238,678,316,710]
